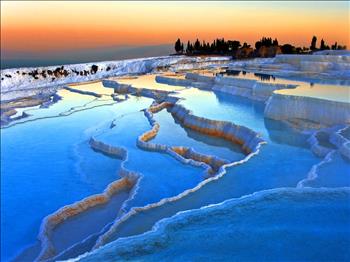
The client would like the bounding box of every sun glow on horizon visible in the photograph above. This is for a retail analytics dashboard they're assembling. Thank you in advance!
[1,1,349,55]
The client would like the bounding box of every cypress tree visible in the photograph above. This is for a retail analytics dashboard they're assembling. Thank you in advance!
[310,36,317,50]
[175,38,183,53]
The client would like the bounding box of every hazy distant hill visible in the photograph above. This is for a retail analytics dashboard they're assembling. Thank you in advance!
[1,44,173,69]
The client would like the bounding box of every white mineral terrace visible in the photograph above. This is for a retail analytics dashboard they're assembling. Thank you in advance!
[0,56,231,102]
[1,53,350,262]
[226,52,350,81]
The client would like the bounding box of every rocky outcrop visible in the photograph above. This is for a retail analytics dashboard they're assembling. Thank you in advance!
[264,93,350,126]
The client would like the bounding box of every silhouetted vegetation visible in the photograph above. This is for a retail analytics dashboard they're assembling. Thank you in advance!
[319,39,346,51]
[310,36,317,51]
[174,35,347,59]
[175,38,184,53]
[281,44,296,54]
[91,65,98,74]
[255,37,278,49]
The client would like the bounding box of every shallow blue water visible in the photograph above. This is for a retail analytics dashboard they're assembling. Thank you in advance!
[176,88,271,138]
[1,76,349,261]
[153,109,245,162]
[307,152,350,188]
[98,82,350,247]
[0,89,150,261]
[96,111,204,211]
[95,84,324,244]
[102,129,321,243]
[83,188,350,262]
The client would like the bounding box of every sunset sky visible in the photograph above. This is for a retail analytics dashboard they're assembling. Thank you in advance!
[1,1,349,59]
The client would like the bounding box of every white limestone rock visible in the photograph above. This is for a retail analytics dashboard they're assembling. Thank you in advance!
[265,93,350,126]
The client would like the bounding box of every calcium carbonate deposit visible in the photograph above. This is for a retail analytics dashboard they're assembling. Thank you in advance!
[1,53,349,262]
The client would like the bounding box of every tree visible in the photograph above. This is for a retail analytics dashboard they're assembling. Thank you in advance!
[229,40,241,51]
[273,38,279,46]
[337,45,346,50]
[281,44,296,54]
[320,39,326,50]
[331,42,338,50]
[186,41,192,53]
[255,41,262,50]
[175,38,183,53]
[310,36,317,50]
[212,39,217,51]
[260,37,273,47]
[194,39,201,51]
[255,37,274,50]
[242,42,251,48]
[202,40,207,51]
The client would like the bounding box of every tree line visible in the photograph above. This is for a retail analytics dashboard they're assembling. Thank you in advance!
[174,36,346,57]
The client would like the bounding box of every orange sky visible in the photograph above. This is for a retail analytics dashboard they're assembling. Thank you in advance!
[1,1,349,53]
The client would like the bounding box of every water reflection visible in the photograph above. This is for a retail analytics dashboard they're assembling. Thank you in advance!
[116,74,186,92]
[215,70,350,103]
[254,73,276,81]
[220,70,276,82]
[275,83,350,103]
[263,118,310,148]
[68,81,115,96]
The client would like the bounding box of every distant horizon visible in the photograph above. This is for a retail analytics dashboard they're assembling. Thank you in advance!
[2,2,349,48]
[1,1,349,69]
[1,34,348,69]
[0,44,174,69]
